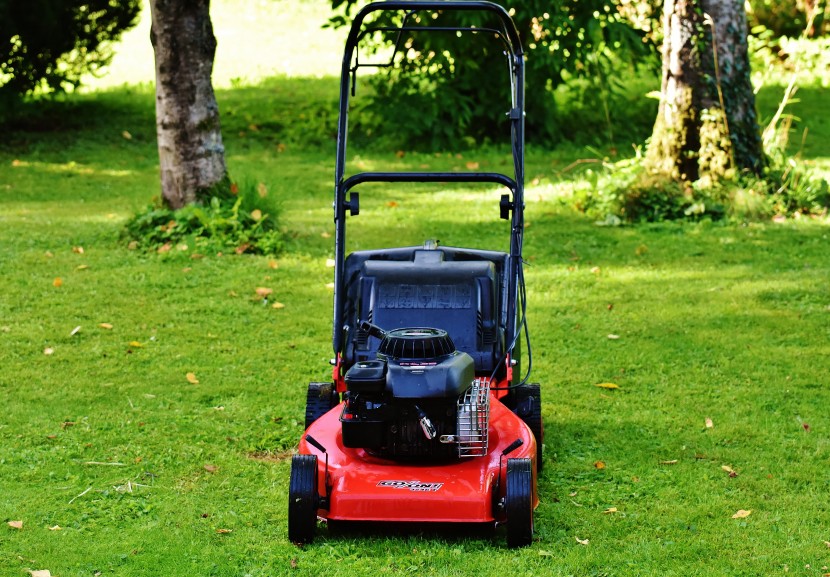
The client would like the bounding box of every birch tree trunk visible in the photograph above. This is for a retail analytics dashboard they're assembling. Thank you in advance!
[149,0,227,209]
[646,0,763,184]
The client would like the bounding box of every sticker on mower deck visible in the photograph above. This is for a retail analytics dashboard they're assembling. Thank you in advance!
[377,480,444,492]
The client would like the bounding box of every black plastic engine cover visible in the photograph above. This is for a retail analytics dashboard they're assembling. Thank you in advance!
[386,351,474,399]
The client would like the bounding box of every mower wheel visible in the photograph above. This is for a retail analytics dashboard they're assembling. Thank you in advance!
[288,454,319,544]
[512,383,544,472]
[505,457,534,548]
[305,382,339,429]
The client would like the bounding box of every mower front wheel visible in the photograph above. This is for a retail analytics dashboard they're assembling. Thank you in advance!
[505,457,534,548]
[288,454,319,544]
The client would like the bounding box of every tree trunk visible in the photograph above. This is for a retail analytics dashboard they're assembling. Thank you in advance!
[646,0,763,184]
[149,0,227,209]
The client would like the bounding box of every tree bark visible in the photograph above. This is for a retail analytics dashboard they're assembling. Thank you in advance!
[646,0,763,184]
[149,0,227,209]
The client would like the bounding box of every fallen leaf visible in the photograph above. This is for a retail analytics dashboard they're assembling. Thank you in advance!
[99,323,113,330]
[61,421,75,429]
[607,334,620,340]
[387,201,399,208]
[204,464,219,473]
[705,417,714,429]
[250,209,263,221]
[271,302,285,309]
[268,260,279,269]
[230,182,239,194]
[395,150,406,158]
[824,541,830,548]
[48,525,61,531]
[44,347,54,356]
[72,246,84,254]
[594,461,606,470]
[721,465,737,477]
[255,287,273,298]
[186,372,200,385]
[29,571,51,577]
[575,536,590,546]
[129,341,143,348]
[595,382,619,390]
[53,277,63,288]
[590,266,601,274]
[803,423,811,432]
[177,243,189,252]
[7,520,23,529]
[157,243,172,253]
[69,326,81,337]
[216,528,232,534]
[127,241,139,250]
[235,243,250,255]
[257,182,268,197]
[465,161,480,170]
[732,509,752,519]
[660,459,679,465]
[122,130,133,140]
[76,264,89,271]
[290,558,299,568]
[603,507,618,514]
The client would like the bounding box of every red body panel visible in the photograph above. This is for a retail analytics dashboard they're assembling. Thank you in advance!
[298,396,538,524]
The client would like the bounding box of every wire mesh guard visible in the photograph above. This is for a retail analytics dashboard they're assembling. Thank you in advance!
[456,378,490,457]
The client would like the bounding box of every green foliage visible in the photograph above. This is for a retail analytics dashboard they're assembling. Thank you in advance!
[330,0,656,149]
[0,0,141,98]
[125,181,284,256]
[748,0,827,38]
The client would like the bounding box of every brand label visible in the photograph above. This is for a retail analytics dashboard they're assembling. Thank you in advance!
[377,480,444,492]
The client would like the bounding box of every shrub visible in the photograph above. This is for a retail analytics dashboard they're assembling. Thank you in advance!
[124,181,284,256]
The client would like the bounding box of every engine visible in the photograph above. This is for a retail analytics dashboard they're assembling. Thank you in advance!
[339,324,490,460]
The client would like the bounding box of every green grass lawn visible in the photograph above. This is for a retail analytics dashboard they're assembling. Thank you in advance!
[2,3,830,576]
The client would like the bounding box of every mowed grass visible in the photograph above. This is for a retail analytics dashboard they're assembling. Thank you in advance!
[2,3,830,576]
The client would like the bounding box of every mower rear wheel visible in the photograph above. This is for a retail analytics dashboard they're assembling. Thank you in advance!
[505,457,534,548]
[288,454,319,544]
[512,383,544,472]
[305,382,339,429]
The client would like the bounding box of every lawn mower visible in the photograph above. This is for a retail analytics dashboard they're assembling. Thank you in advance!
[288,0,542,548]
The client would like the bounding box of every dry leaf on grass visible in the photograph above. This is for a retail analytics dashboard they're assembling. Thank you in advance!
[705,417,714,428]
[7,520,23,529]
[29,571,51,577]
[99,323,113,330]
[603,507,618,514]
[48,525,61,531]
[53,277,63,288]
[594,461,606,470]
[43,347,54,356]
[69,326,81,337]
[607,334,620,340]
[722,465,738,477]
[216,528,232,534]
[204,464,219,473]
[595,382,619,390]
[732,509,752,519]
[271,302,285,309]
[255,287,273,298]
[575,536,590,545]
[186,372,200,385]
[129,341,143,348]
[72,246,84,254]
